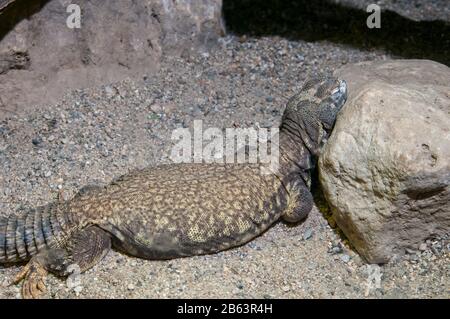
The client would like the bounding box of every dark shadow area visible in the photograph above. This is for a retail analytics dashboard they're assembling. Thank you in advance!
[223,0,450,66]
[310,163,332,223]
[0,0,51,41]
[310,165,358,254]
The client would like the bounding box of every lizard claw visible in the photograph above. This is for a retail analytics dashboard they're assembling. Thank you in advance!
[9,263,29,287]
[10,259,48,299]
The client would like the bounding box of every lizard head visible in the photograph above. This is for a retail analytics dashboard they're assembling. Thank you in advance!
[281,75,347,155]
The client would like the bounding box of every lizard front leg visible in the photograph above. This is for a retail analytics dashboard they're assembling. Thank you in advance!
[282,177,314,223]
[12,225,111,299]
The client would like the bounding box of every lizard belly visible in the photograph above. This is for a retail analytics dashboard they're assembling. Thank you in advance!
[103,204,281,260]
[95,163,287,259]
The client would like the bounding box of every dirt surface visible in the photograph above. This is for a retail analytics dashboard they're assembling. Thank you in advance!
[0,36,449,298]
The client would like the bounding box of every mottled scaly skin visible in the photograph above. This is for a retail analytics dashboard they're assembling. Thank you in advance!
[0,75,347,298]
[73,164,288,258]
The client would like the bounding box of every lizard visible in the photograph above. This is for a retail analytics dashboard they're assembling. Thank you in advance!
[0,75,347,298]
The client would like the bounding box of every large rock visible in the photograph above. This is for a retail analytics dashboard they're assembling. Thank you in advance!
[0,0,223,117]
[319,59,450,263]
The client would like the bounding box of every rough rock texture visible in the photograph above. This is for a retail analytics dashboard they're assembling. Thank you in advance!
[319,59,450,264]
[159,0,224,53]
[0,0,223,117]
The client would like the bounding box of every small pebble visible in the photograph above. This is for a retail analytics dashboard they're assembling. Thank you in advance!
[331,246,343,254]
[303,228,313,240]
[296,54,305,61]
[74,286,83,295]
[150,104,162,113]
[104,86,116,98]
[32,137,43,146]
[340,254,351,263]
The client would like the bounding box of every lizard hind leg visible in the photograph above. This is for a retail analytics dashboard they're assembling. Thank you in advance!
[12,226,111,299]
[282,178,314,223]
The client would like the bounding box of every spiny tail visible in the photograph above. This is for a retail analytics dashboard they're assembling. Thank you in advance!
[0,204,70,264]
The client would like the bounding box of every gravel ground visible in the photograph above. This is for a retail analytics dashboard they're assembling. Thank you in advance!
[0,36,449,299]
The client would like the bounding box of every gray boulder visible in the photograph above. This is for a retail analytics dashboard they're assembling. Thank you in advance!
[319,59,450,263]
[0,0,223,117]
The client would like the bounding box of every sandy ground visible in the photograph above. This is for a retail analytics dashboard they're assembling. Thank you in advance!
[0,36,449,298]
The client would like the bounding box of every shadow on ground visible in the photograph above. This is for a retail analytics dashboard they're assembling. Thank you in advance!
[223,0,450,66]
[0,0,51,41]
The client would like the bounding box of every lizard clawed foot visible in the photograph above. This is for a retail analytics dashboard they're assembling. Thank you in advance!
[10,259,48,299]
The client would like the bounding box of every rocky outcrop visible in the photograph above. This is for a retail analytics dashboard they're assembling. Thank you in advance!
[319,59,450,263]
[0,0,223,117]
[158,0,224,53]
